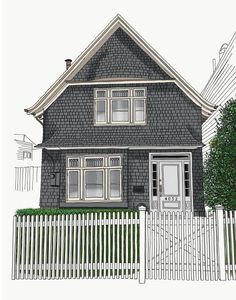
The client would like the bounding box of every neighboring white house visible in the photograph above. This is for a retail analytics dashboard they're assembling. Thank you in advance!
[14,134,41,192]
[202,32,236,155]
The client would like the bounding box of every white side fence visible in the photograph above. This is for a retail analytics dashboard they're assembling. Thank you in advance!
[12,206,236,283]
[15,166,41,192]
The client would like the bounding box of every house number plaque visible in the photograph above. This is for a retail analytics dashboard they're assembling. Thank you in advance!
[164,197,178,201]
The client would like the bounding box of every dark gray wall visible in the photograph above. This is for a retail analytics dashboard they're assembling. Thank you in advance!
[40,148,205,215]
[42,83,202,147]
[72,27,172,82]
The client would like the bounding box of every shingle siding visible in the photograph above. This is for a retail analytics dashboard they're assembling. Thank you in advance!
[72,28,171,82]
[42,83,202,147]
[40,148,205,215]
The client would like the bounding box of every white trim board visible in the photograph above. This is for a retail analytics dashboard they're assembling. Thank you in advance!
[25,14,215,119]
[39,145,202,150]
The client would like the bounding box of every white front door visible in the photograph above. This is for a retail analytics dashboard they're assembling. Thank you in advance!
[151,158,189,212]
[159,161,183,212]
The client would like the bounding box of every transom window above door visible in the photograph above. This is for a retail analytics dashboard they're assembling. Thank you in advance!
[94,88,146,125]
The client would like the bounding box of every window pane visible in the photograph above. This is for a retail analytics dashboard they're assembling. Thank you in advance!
[135,100,145,122]
[68,171,79,198]
[96,90,106,98]
[112,90,129,97]
[85,158,104,167]
[112,100,129,122]
[135,111,144,122]
[109,157,120,166]
[134,89,145,97]
[85,171,103,198]
[96,101,106,122]
[68,158,80,168]
[110,170,121,198]
[162,165,179,196]
[135,100,144,110]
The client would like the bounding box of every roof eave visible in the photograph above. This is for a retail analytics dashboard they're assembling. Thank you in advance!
[25,14,216,118]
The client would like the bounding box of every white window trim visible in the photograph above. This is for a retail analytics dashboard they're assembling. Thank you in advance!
[94,87,147,126]
[66,154,122,202]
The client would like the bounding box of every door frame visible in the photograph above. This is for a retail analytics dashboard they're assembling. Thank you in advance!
[149,152,194,212]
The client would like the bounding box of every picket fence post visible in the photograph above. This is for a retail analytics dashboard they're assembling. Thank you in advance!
[215,205,226,280]
[139,206,146,284]
[11,215,17,280]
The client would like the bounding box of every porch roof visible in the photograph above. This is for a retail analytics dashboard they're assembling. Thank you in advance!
[36,127,203,149]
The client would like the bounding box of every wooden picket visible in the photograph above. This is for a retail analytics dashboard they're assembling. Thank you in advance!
[12,212,139,280]
[224,210,236,280]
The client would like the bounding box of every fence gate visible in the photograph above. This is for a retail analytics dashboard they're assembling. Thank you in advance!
[145,210,220,281]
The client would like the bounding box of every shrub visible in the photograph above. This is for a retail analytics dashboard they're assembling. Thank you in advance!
[204,99,236,209]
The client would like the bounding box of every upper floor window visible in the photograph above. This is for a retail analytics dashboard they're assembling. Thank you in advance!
[94,88,146,125]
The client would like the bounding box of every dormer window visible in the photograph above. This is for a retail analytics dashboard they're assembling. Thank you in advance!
[94,88,146,125]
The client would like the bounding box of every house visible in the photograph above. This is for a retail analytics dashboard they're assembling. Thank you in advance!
[14,134,41,192]
[202,32,236,155]
[14,134,35,162]
[25,15,215,214]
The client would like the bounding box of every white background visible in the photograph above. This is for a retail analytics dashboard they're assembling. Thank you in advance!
[1,0,236,299]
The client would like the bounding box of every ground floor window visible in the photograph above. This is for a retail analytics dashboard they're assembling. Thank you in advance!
[66,155,122,202]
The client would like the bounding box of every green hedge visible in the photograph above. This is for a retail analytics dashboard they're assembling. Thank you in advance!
[16,207,137,216]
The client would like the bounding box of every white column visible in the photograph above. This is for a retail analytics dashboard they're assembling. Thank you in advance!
[215,205,226,280]
[139,205,146,284]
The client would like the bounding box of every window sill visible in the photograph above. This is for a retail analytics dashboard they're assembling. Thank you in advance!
[60,201,128,208]
[94,123,146,126]
[66,199,122,203]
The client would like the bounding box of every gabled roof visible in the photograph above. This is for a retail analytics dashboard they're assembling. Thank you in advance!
[25,14,216,120]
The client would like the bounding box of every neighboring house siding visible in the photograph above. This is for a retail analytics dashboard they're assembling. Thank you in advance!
[202,33,236,155]
[40,148,204,215]
[42,83,202,147]
[15,140,33,160]
[72,28,172,82]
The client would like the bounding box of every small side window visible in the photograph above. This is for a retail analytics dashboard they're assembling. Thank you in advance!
[95,100,106,123]
[23,151,32,160]
[134,99,145,123]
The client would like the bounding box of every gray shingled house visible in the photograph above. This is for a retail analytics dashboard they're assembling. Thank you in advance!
[25,15,215,214]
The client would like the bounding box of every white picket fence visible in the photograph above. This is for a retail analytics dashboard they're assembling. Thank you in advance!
[12,206,236,283]
[224,210,236,280]
[11,212,139,280]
